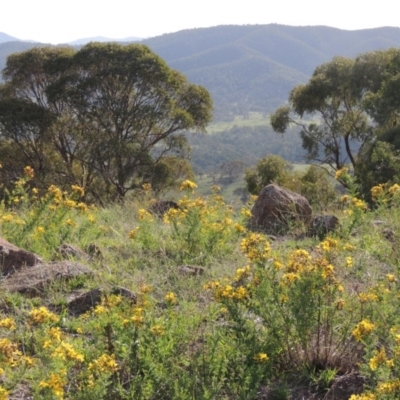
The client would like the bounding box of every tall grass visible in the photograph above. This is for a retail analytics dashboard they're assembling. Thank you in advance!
[1,172,400,399]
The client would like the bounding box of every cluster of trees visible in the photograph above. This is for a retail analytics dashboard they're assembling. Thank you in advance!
[245,155,338,209]
[270,48,400,200]
[0,43,212,202]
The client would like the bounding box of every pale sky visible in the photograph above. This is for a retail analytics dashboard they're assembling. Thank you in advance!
[2,0,400,44]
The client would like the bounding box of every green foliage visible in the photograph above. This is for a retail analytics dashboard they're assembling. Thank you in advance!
[3,177,400,398]
[245,155,293,195]
[271,48,400,194]
[299,165,338,209]
[0,44,212,201]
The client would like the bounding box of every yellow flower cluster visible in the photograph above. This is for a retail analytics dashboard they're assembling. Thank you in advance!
[150,325,165,336]
[52,342,84,363]
[240,233,271,263]
[388,183,400,195]
[24,165,35,179]
[0,387,9,400]
[29,307,59,324]
[319,237,339,252]
[234,265,251,282]
[124,307,145,326]
[0,317,16,330]
[358,292,379,303]
[351,197,368,210]
[39,371,66,399]
[137,208,154,221]
[352,319,375,342]
[0,338,21,366]
[253,353,269,363]
[376,379,400,394]
[369,348,393,371]
[89,354,118,374]
[180,179,197,191]
[349,394,376,400]
[165,292,177,304]
[71,184,85,198]
[128,226,139,239]
[335,167,349,180]
[371,184,385,200]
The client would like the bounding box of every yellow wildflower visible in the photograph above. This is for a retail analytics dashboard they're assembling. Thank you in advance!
[346,257,354,267]
[387,274,396,282]
[165,292,177,304]
[0,387,10,400]
[53,342,84,362]
[180,179,197,191]
[24,166,35,179]
[128,227,139,239]
[352,319,375,342]
[89,354,118,374]
[29,307,59,324]
[369,348,388,371]
[142,183,152,191]
[71,184,85,197]
[137,208,153,221]
[0,318,16,331]
[388,184,400,195]
[39,372,66,398]
[335,167,348,180]
[371,184,385,200]
[253,353,269,363]
[150,325,165,336]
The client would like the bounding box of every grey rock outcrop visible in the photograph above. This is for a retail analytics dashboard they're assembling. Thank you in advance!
[249,184,312,234]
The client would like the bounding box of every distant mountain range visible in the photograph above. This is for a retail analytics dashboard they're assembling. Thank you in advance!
[0,31,143,45]
[2,25,400,120]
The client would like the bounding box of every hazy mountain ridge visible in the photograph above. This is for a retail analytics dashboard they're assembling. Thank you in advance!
[2,25,400,119]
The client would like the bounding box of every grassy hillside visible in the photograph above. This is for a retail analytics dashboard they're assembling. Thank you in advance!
[1,173,400,398]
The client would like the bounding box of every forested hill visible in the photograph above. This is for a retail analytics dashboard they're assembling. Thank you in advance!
[2,25,400,120]
[142,24,400,119]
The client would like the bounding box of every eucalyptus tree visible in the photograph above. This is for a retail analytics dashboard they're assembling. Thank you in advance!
[270,56,371,177]
[0,43,213,200]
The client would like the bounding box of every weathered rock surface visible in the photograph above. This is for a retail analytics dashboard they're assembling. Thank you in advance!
[67,288,104,315]
[308,214,340,238]
[177,265,205,276]
[249,184,312,234]
[149,200,180,216]
[0,261,92,295]
[55,243,90,261]
[0,237,43,276]
[324,373,365,399]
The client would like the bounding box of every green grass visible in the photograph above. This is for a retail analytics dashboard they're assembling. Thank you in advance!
[1,176,400,399]
[207,112,270,134]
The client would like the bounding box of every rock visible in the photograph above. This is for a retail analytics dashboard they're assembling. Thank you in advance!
[0,261,92,295]
[67,288,103,316]
[249,184,312,234]
[324,373,365,400]
[308,215,340,238]
[149,200,180,216]
[382,227,396,242]
[55,243,90,261]
[177,265,205,276]
[111,286,137,302]
[0,237,43,276]
[66,287,136,316]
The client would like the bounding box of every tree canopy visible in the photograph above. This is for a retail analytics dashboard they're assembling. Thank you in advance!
[0,43,213,201]
[270,48,400,196]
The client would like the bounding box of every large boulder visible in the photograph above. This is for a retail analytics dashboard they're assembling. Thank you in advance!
[0,237,43,276]
[249,184,312,234]
[0,261,92,295]
[307,214,340,238]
